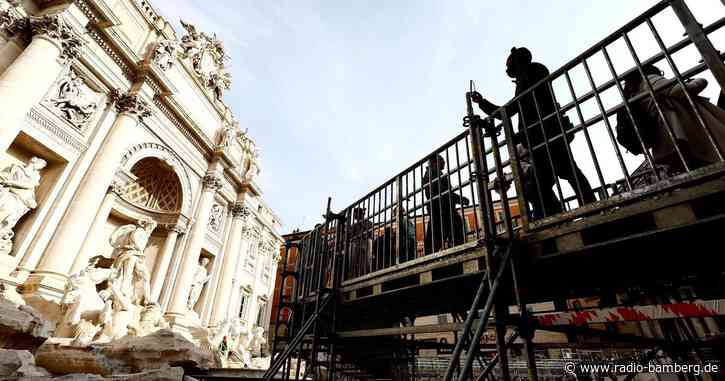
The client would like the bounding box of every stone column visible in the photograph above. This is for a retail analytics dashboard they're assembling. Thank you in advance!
[150,224,185,302]
[166,174,221,318]
[209,202,249,325]
[26,92,152,292]
[0,13,84,152]
[68,181,123,274]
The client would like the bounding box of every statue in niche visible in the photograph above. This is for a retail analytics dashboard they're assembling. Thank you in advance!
[51,70,98,128]
[0,157,46,256]
[108,217,157,308]
[187,257,211,311]
[242,149,260,184]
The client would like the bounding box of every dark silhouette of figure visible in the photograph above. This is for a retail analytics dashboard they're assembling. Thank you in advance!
[423,155,469,254]
[718,91,725,111]
[348,207,372,277]
[471,47,596,219]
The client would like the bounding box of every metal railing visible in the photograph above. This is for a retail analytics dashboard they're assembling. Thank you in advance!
[290,0,725,287]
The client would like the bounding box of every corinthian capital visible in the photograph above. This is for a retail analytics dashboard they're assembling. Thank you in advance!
[0,6,26,37]
[110,90,154,120]
[28,13,84,65]
[231,202,250,219]
[202,174,222,191]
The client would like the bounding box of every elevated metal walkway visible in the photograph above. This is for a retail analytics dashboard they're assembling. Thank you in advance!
[267,1,725,380]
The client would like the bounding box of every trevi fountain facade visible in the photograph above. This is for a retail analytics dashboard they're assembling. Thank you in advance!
[0,0,284,379]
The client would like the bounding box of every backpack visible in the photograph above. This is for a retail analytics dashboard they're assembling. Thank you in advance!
[615,102,657,155]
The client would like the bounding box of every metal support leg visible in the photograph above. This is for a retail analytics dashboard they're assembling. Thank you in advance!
[494,302,512,381]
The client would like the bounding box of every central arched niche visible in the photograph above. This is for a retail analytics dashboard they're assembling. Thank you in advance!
[122,157,182,213]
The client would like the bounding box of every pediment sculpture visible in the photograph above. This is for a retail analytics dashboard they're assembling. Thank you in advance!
[0,157,46,256]
[152,20,232,101]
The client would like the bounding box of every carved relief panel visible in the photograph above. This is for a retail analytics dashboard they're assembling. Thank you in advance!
[42,68,102,132]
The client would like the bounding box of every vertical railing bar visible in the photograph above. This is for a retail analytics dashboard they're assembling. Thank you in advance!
[670,0,725,89]
[434,152,446,253]
[412,166,420,258]
[513,100,548,220]
[562,70,610,193]
[545,80,587,206]
[424,163,437,255]
[581,58,634,189]
[454,139,469,242]
[444,148,457,249]
[646,17,725,161]
[529,87,568,213]
[490,115,515,238]
[365,196,372,277]
[395,175,403,265]
[464,134,482,239]
[499,113,530,231]
[622,32,691,173]
[599,45,661,183]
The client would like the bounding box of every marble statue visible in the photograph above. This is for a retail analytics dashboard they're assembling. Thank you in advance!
[208,70,232,101]
[0,157,46,256]
[108,218,157,308]
[59,256,111,331]
[51,69,98,128]
[242,149,260,183]
[128,303,168,337]
[217,122,242,148]
[248,326,267,358]
[187,257,211,311]
[70,319,101,347]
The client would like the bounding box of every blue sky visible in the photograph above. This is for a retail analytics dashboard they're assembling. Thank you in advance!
[151,0,725,232]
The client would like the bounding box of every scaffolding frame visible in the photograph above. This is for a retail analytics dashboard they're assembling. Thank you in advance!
[268,1,725,380]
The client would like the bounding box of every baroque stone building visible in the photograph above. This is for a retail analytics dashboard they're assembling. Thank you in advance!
[0,0,282,370]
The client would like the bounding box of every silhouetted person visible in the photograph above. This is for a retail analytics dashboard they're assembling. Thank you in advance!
[471,47,596,219]
[393,205,417,264]
[423,155,469,254]
[719,91,725,110]
[348,207,372,277]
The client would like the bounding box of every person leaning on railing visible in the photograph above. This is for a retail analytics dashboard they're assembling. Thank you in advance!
[470,47,596,220]
[621,64,725,174]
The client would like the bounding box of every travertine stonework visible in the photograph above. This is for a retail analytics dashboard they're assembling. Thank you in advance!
[0,0,283,376]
